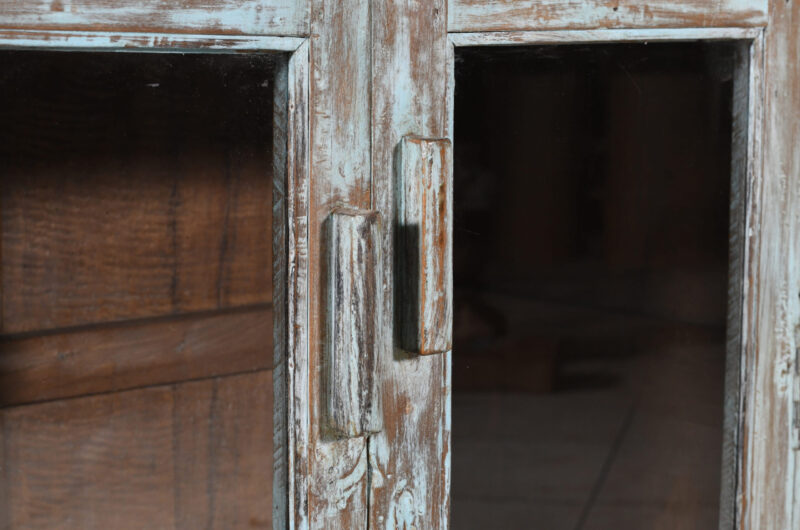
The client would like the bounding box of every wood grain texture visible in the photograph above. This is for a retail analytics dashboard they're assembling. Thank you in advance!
[719,40,752,530]
[302,0,373,527]
[396,136,453,356]
[271,42,311,530]
[739,0,800,526]
[0,0,308,37]
[369,0,452,528]
[0,29,303,52]
[448,26,762,47]
[0,370,273,529]
[0,306,272,407]
[448,0,767,33]
[326,209,383,438]
[0,51,274,334]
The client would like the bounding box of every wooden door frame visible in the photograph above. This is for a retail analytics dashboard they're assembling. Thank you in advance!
[0,28,311,530]
[446,26,765,530]
[1,1,797,528]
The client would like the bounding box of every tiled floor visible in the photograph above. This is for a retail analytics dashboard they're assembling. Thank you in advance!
[451,298,725,530]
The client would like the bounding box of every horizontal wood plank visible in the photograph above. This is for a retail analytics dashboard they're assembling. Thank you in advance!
[0,29,304,52]
[0,370,273,529]
[0,0,308,37]
[0,51,275,334]
[448,0,767,33]
[0,306,273,407]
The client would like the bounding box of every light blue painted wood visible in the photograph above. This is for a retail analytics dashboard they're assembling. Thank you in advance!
[0,0,308,37]
[0,29,303,52]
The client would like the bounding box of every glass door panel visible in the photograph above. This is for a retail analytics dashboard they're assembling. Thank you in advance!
[452,42,739,530]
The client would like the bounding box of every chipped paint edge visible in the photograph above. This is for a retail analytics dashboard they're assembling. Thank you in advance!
[0,28,304,52]
[448,26,768,530]
[448,0,767,33]
[448,26,762,47]
[0,0,309,37]
[273,39,311,530]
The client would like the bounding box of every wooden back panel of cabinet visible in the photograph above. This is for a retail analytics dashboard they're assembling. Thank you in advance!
[0,51,275,528]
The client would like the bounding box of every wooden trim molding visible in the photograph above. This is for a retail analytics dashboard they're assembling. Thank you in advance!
[0,0,309,38]
[0,29,303,52]
[447,27,770,530]
[448,26,762,47]
[738,0,800,524]
[448,0,767,34]
[272,39,311,530]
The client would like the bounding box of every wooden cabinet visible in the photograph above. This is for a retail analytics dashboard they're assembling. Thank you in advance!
[0,1,797,528]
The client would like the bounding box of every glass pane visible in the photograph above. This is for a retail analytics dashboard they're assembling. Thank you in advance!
[452,42,738,529]
[0,50,280,528]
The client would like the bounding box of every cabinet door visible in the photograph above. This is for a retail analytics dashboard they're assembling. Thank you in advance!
[361,0,797,529]
[0,42,305,530]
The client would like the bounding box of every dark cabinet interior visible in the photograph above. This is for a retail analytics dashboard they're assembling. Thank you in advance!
[452,42,738,529]
[0,51,277,528]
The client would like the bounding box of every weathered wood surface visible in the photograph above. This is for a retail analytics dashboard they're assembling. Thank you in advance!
[369,0,452,527]
[396,136,453,356]
[739,0,800,526]
[326,209,383,438]
[0,306,272,407]
[0,51,274,334]
[0,29,303,52]
[448,0,767,33]
[271,43,310,530]
[0,0,308,37]
[448,26,761,47]
[300,0,373,527]
[0,370,273,529]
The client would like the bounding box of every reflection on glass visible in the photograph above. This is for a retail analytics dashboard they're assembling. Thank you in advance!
[452,43,736,530]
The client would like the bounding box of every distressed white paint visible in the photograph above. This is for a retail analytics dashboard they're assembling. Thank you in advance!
[396,136,453,356]
[448,0,767,33]
[368,0,452,526]
[448,27,762,47]
[738,4,800,524]
[303,0,373,527]
[0,0,308,37]
[273,40,311,530]
[0,29,303,52]
[326,208,383,438]
[448,24,775,530]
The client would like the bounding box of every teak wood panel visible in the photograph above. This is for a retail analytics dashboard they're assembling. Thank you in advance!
[0,306,272,407]
[0,370,273,529]
[448,0,767,33]
[0,51,274,334]
[0,0,308,37]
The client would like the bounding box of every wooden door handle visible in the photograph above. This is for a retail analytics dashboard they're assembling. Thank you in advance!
[325,208,383,438]
[396,135,453,355]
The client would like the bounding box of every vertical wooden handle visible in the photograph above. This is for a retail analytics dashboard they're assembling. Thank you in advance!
[396,135,453,355]
[326,208,383,438]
